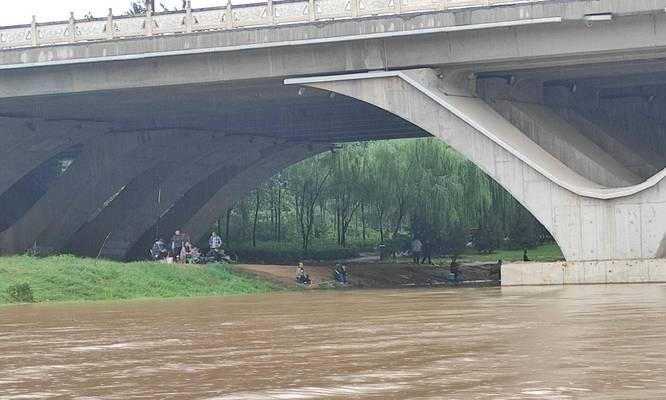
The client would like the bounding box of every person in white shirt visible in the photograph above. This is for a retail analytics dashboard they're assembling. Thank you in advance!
[411,238,422,264]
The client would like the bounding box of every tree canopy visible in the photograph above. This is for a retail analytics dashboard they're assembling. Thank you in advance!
[218,138,550,255]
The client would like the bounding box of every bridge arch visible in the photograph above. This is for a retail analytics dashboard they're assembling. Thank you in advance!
[287,69,666,263]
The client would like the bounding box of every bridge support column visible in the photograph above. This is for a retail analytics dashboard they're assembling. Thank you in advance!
[290,69,666,283]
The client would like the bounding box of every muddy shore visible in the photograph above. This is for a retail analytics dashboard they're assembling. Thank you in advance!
[233,262,500,288]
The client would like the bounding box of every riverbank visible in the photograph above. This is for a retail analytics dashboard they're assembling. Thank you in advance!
[234,262,500,288]
[0,256,282,304]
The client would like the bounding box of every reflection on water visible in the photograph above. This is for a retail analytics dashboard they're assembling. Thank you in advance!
[1,285,666,399]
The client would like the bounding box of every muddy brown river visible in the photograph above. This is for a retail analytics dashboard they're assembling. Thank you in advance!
[1,285,666,399]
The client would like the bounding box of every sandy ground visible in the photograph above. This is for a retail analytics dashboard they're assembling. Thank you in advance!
[233,262,500,288]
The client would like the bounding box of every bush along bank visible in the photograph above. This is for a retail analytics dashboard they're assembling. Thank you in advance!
[227,243,360,264]
[0,255,282,304]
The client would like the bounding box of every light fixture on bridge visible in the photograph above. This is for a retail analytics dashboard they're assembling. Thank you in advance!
[583,13,613,23]
[297,87,306,96]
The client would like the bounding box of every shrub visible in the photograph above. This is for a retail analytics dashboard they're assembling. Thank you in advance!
[7,283,35,303]
[228,242,359,264]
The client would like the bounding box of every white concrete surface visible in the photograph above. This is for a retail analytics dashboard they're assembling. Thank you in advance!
[502,260,666,285]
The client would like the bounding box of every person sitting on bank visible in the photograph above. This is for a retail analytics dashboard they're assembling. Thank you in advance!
[333,263,348,284]
[296,263,305,283]
[180,241,193,264]
[150,239,168,260]
[192,246,203,264]
[449,257,461,283]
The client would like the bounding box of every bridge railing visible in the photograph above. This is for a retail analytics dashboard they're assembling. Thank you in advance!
[0,0,547,50]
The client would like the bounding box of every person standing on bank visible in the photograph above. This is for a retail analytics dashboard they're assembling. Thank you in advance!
[411,237,422,264]
[421,238,433,265]
[209,232,222,252]
[171,229,185,262]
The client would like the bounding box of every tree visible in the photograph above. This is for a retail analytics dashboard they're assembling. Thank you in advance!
[288,155,332,250]
[475,212,501,254]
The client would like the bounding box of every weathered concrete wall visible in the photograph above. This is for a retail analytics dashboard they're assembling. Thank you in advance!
[488,99,641,187]
[502,260,666,285]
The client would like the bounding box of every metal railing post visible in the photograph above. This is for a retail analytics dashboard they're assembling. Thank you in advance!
[226,0,233,29]
[146,6,153,36]
[31,15,38,46]
[309,0,316,21]
[351,0,359,17]
[267,0,275,25]
[185,1,193,32]
[68,12,76,43]
[395,0,402,14]
[107,8,114,39]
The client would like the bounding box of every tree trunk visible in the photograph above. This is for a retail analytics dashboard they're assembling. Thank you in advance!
[277,184,282,242]
[361,202,366,241]
[225,207,232,248]
[252,189,260,247]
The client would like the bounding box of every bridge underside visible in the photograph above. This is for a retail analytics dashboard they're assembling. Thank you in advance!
[2,57,666,266]
[0,79,427,259]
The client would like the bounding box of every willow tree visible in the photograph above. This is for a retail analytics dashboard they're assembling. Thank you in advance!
[287,154,332,250]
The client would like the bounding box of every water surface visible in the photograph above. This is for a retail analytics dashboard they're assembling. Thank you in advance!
[1,285,666,399]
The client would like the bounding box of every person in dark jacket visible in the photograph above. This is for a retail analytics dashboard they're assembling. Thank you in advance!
[421,239,433,265]
[171,229,185,262]
[150,239,168,260]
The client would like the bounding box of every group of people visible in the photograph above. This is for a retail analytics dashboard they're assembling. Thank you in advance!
[150,230,232,264]
[333,263,348,284]
[295,262,349,286]
[410,238,433,264]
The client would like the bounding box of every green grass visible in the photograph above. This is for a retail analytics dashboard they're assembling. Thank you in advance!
[0,255,282,304]
[437,243,564,264]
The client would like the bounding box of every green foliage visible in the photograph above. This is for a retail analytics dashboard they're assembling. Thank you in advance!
[229,243,359,264]
[6,283,34,303]
[475,213,501,254]
[0,255,280,304]
[444,242,563,263]
[442,222,469,258]
[505,206,543,250]
[218,138,559,259]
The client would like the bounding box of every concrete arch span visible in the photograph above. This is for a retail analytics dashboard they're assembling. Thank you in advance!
[66,134,287,259]
[124,142,326,260]
[288,69,666,264]
[0,129,206,255]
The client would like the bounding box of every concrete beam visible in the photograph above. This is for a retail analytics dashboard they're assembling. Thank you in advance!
[4,7,666,98]
[487,99,641,187]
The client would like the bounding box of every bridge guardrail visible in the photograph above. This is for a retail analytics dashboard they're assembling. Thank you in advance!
[0,0,548,50]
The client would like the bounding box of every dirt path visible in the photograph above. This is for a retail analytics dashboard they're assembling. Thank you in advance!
[233,262,500,288]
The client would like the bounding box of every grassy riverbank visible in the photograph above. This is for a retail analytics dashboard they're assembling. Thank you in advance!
[0,256,282,304]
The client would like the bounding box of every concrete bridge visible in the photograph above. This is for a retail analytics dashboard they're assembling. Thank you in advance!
[2,0,666,284]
